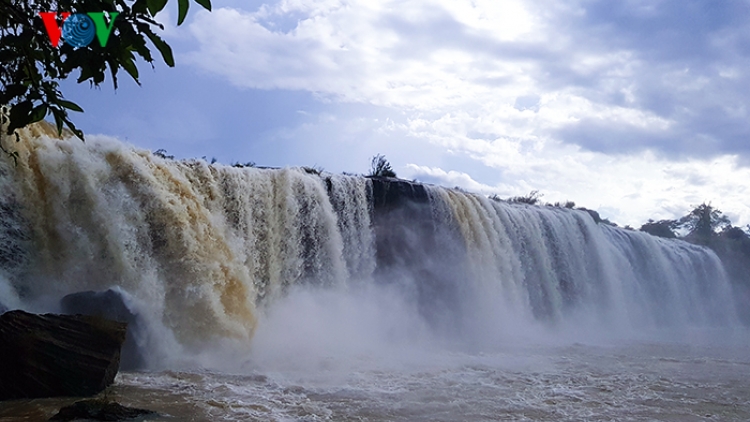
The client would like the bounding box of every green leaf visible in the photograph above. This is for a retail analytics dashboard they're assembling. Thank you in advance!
[177,0,189,25]
[77,65,95,83]
[7,101,33,134]
[132,0,149,14]
[58,99,84,113]
[120,52,140,81]
[29,104,48,123]
[65,120,85,141]
[194,0,211,11]
[144,30,175,67]
[147,0,169,16]
[51,108,65,136]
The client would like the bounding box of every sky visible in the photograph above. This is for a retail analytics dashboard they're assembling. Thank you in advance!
[60,0,750,228]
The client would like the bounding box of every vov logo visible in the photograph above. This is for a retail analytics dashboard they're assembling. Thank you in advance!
[39,12,118,48]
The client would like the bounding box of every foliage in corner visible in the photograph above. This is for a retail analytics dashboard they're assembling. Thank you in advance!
[368,154,396,178]
[0,0,212,142]
[0,105,19,164]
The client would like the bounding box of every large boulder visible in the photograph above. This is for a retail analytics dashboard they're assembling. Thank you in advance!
[0,310,126,400]
[49,399,156,421]
[61,289,146,370]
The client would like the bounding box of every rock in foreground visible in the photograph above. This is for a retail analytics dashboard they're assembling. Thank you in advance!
[61,289,146,370]
[0,310,126,400]
[49,399,156,421]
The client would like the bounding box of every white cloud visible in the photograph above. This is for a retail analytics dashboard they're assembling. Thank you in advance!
[404,153,750,229]
[405,164,501,194]
[184,2,548,109]
[180,0,750,227]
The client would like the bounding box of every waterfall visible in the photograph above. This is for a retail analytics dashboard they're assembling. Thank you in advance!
[0,133,374,364]
[423,188,736,331]
[0,130,739,367]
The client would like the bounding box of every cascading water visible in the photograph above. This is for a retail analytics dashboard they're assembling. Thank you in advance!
[424,186,736,337]
[0,131,375,366]
[1,129,748,421]
[0,130,740,358]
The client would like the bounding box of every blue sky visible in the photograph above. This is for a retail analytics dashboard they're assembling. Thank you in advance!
[61,0,750,227]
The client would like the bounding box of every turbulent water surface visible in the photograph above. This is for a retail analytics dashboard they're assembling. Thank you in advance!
[3,334,750,421]
[0,131,748,421]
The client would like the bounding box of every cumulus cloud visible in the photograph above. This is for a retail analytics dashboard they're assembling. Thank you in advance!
[179,0,750,226]
[405,164,502,194]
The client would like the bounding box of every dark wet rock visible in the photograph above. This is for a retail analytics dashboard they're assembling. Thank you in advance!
[367,177,468,333]
[0,310,126,400]
[61,289,146,370]
[49,399,156,421]
[368,177,433,270]
[580,207,602,224]
[368,176,430,210]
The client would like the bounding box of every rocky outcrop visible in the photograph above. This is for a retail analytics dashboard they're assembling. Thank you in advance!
[367,177,468,332]
[368,177,433,270]
[579,207,603,224]
[368,176,431,210]
[49,399,155,421]
[61,289,145,370]
[0,310,126,400]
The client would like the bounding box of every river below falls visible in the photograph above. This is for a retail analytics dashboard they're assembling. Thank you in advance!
[3,340,749,422]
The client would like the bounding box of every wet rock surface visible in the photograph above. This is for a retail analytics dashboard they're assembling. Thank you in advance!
[61,289,146,370]
[48,399,156,421]
[367,177,468,332]
[0,310,126,400]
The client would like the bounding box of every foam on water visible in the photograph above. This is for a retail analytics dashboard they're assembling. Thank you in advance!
[93,342,750,421]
